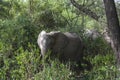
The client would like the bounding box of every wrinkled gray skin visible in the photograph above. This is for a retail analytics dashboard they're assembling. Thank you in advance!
[84,29,101,40]
[37,30,84,62]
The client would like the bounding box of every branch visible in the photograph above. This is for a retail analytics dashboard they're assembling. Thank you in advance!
[70,0,100,21]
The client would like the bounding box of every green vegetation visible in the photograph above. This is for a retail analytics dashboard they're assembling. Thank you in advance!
[0,0,119,80]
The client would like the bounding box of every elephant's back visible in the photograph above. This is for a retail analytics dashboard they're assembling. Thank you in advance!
[64,32,79,38]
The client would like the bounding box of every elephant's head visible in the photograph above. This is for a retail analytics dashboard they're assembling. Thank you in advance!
[37,30,64,57]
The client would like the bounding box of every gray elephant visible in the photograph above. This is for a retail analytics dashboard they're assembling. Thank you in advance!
[37,30,84,62]
[84,29,101,40]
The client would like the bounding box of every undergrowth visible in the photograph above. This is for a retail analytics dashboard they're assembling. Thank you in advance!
[0,41,119,80]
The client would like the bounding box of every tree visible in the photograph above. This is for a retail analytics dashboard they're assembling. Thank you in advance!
[70,0,100,21]
[71,0,120,69]
[103,0,120,68]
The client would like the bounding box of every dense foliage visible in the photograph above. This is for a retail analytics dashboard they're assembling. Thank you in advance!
[0,0,119,80]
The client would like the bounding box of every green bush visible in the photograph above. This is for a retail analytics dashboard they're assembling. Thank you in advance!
[0,43,76,80]
[0,44,40,79]
[83,54,117,80]
[34,59,75,80]
[0,0,119,80]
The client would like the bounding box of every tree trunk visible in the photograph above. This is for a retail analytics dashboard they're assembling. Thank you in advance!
[103,0,120,68]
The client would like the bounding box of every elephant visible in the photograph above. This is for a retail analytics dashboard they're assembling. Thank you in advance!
[84,29,101,40]
[37,30,84,62]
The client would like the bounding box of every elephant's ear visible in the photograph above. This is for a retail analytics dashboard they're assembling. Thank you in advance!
[48,31,60,37]
[48,31,69,46]
[50,32,69,53]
